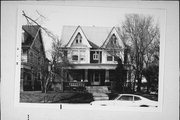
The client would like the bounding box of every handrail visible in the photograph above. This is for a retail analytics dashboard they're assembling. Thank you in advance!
[64,81,85,87]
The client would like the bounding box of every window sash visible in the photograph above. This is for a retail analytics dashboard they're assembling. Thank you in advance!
[93,52,99,60]
[72,55,78,61]
[107,56,113,61]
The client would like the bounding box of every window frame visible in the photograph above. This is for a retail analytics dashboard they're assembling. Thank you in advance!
[72,55,78,61]
[93,51,99,60]
[107,55,113,61]
[75,32,82,44]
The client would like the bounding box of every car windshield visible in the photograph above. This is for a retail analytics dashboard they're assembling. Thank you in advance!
[118,95,133,101]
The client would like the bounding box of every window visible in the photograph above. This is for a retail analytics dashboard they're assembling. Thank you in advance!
[134,96,141,101]
[72,55,78,61]
[71,50,78,61]
[118,95,133,101]
[93,51,99,60]
[114,56,119,61]
[75,33,82,44]
[76,39,78,43]
[111,34,117,45]
[107,56,113,61]
[38,73,41,80]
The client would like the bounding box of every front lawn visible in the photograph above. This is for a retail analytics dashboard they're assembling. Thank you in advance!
[20,91,94,103]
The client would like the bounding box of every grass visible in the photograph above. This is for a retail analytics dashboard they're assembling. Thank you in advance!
[20,91,94,103]
[20,91,158,103]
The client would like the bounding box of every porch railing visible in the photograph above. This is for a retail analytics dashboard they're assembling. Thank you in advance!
[63,81,86,91]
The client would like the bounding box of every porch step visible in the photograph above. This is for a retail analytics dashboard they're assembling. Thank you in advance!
[85,86,110,93]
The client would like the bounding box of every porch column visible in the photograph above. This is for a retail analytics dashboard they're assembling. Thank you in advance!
[31,70,35,91]
[105,69,109,83]
[84,69,88,82]
[61,68,64,91]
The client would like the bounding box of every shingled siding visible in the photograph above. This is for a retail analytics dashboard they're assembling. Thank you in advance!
[21,25,47,91]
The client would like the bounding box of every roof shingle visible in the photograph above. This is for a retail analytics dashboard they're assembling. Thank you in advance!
[61,26,113,48]
[22,25,40,46]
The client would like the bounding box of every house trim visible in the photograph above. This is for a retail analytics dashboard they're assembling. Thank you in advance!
[101,27,125,49]
[65,26,92,48]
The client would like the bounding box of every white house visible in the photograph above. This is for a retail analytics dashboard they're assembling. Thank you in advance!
[60,25,125,91]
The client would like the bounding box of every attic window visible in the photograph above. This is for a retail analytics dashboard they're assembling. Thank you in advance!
[111,34,117,44]
[75,33,82,44]
[76,39,78,43]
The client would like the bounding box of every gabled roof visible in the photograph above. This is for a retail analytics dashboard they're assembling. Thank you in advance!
[61,26,113,48]
[101,27,125,49]
[87,40,99,49]
[22,25,40,46]
[21,25,46,58]
[65,26,91,48]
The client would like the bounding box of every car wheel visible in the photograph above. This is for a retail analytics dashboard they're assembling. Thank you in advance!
[140,105,149,107]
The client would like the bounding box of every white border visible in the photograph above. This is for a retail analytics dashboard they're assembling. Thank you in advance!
[14,4,166,112]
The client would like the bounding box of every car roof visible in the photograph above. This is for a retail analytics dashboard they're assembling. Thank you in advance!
[119,94,144,98]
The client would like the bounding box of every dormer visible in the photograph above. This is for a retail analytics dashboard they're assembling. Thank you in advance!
[65,26,91,48]
[102,27,124,49]
[74,32,82,44]
[101,27,125,63]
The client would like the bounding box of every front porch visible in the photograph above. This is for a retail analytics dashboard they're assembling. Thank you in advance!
[52,64,123,93]
[66,69,116,86]
[59,68,117,93]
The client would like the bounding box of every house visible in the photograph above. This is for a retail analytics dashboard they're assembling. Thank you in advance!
[60,25,127,92]
[21,25,48,91]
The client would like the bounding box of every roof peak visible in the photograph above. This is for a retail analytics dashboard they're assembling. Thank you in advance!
[61,25,119,48]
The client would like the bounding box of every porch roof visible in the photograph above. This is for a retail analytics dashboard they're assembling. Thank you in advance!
[65,63,117,70]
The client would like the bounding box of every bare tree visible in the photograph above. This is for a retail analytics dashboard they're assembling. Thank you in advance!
[119,14,160,92]
[22,11,71,94]
[50,39,73,92]
[104,31,127,93]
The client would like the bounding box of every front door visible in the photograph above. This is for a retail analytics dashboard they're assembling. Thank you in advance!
[91,71,101,85]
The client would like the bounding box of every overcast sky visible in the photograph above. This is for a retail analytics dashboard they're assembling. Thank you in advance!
[19,5,162,59]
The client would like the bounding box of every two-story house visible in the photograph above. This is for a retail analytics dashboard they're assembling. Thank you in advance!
[60,26,125,91]
[21,25,47,91]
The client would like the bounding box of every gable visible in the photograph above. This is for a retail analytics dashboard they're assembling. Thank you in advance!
[31,29,45,56]
[66,26,91,48]
[22,25,40,47]
[61,26,112,47]
[102,27,124,49]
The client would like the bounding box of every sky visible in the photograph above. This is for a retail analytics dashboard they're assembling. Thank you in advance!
[19,5,162,59]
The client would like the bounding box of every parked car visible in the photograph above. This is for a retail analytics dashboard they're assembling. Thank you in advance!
[90,94,158,107]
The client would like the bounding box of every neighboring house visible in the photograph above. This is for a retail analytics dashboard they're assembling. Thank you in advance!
[21,25,47,91]
[60,26,126,92]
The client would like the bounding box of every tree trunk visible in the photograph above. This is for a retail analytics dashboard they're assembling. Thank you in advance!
[137,77,141,92]
[133,73,136,93]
